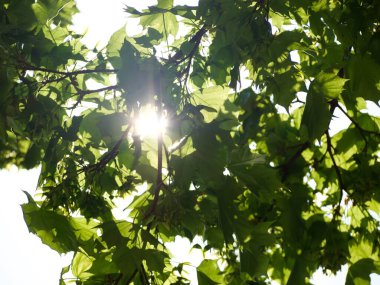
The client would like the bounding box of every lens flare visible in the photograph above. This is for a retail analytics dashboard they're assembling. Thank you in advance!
[134,105,167,139]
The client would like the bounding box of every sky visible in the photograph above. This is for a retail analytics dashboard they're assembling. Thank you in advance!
[0,1,379,285]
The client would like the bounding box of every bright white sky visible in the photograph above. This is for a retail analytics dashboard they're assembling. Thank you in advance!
[0,1,379,284]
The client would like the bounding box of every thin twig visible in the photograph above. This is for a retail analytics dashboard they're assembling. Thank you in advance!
[83,125,131,173]
[19,63,117,76]
[166,25,207,66]
[337,104,380,137]
[180,26,207,86]
[125,269,138,285]
[140,264,150,285]
[143,72,165,220]
[325,130,345,219]
[40,74,70,84]
[162,13,170,56]
[69,84,119,109]
[280,142,310,181]
[143,121,163,220]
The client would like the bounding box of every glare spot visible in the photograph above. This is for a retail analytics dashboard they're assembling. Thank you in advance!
[249,141,257,150]
[134,105,168,139]
[223,168,231,176]
[290,50,300,63]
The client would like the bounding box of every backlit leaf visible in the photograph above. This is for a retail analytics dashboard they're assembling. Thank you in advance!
[301,87,331,140]
[313,71,348,99]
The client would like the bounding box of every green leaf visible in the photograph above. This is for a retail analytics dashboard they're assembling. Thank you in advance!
[346,259,380,285]
[217,190,235,243]
[240,249,269,277]
[70,217,99,243]
[313,71,348,99]
[229,165,281,201]
[269,30,304,59]
[192,86,229,107]
[140,3,179,37]
[100,221,128,247]
[192,86,230,121]
[157,0,173,9]
[32,3,49,24]
[301,86,331,140]
[271,69,305,109]
[348,55,380,101]
[197,260,223,285]
[204,227,224,249]
[59,265,70,283]
[22,196,78,254]
[7,0,38,30]
[22,144,42,169]
[72,252,93,279]
[118,40,160,105]
[144,249,168,272]
[107,25,127,68]
[88,252,119,275]
[32,0,72,25]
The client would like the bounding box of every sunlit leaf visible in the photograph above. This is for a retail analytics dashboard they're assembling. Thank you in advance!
[197,260,223,285]
[4,0,380,284]
[72,252,93,279]
[22,194,78,254]
[313,71,348,99]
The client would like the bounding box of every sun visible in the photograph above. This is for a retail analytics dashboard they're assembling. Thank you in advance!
[133,104,168,139]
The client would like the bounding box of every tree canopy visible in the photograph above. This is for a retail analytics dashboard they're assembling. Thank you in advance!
[1,0,380,284]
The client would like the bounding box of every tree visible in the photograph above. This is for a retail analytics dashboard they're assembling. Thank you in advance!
[1,0,380,284]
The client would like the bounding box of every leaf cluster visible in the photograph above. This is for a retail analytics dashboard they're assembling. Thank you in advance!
[1,0,380,284]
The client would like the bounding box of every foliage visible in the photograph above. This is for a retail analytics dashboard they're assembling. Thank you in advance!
[1,0,380,284]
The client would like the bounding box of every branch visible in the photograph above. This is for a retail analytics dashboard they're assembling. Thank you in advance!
[325,130,345,218]
[125,269,138,285]
[19,63,117,76]
[69,84,119,109]
[166,25,207,65]
[143,128,163,220]
[280,142,310,181]
[41,74,71,84]
[164,25,207,87]
[18,62,119,108]
[337,104,380,138]
[83,125,131,173]
[180,26,207,85]
[139,264,150,285]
